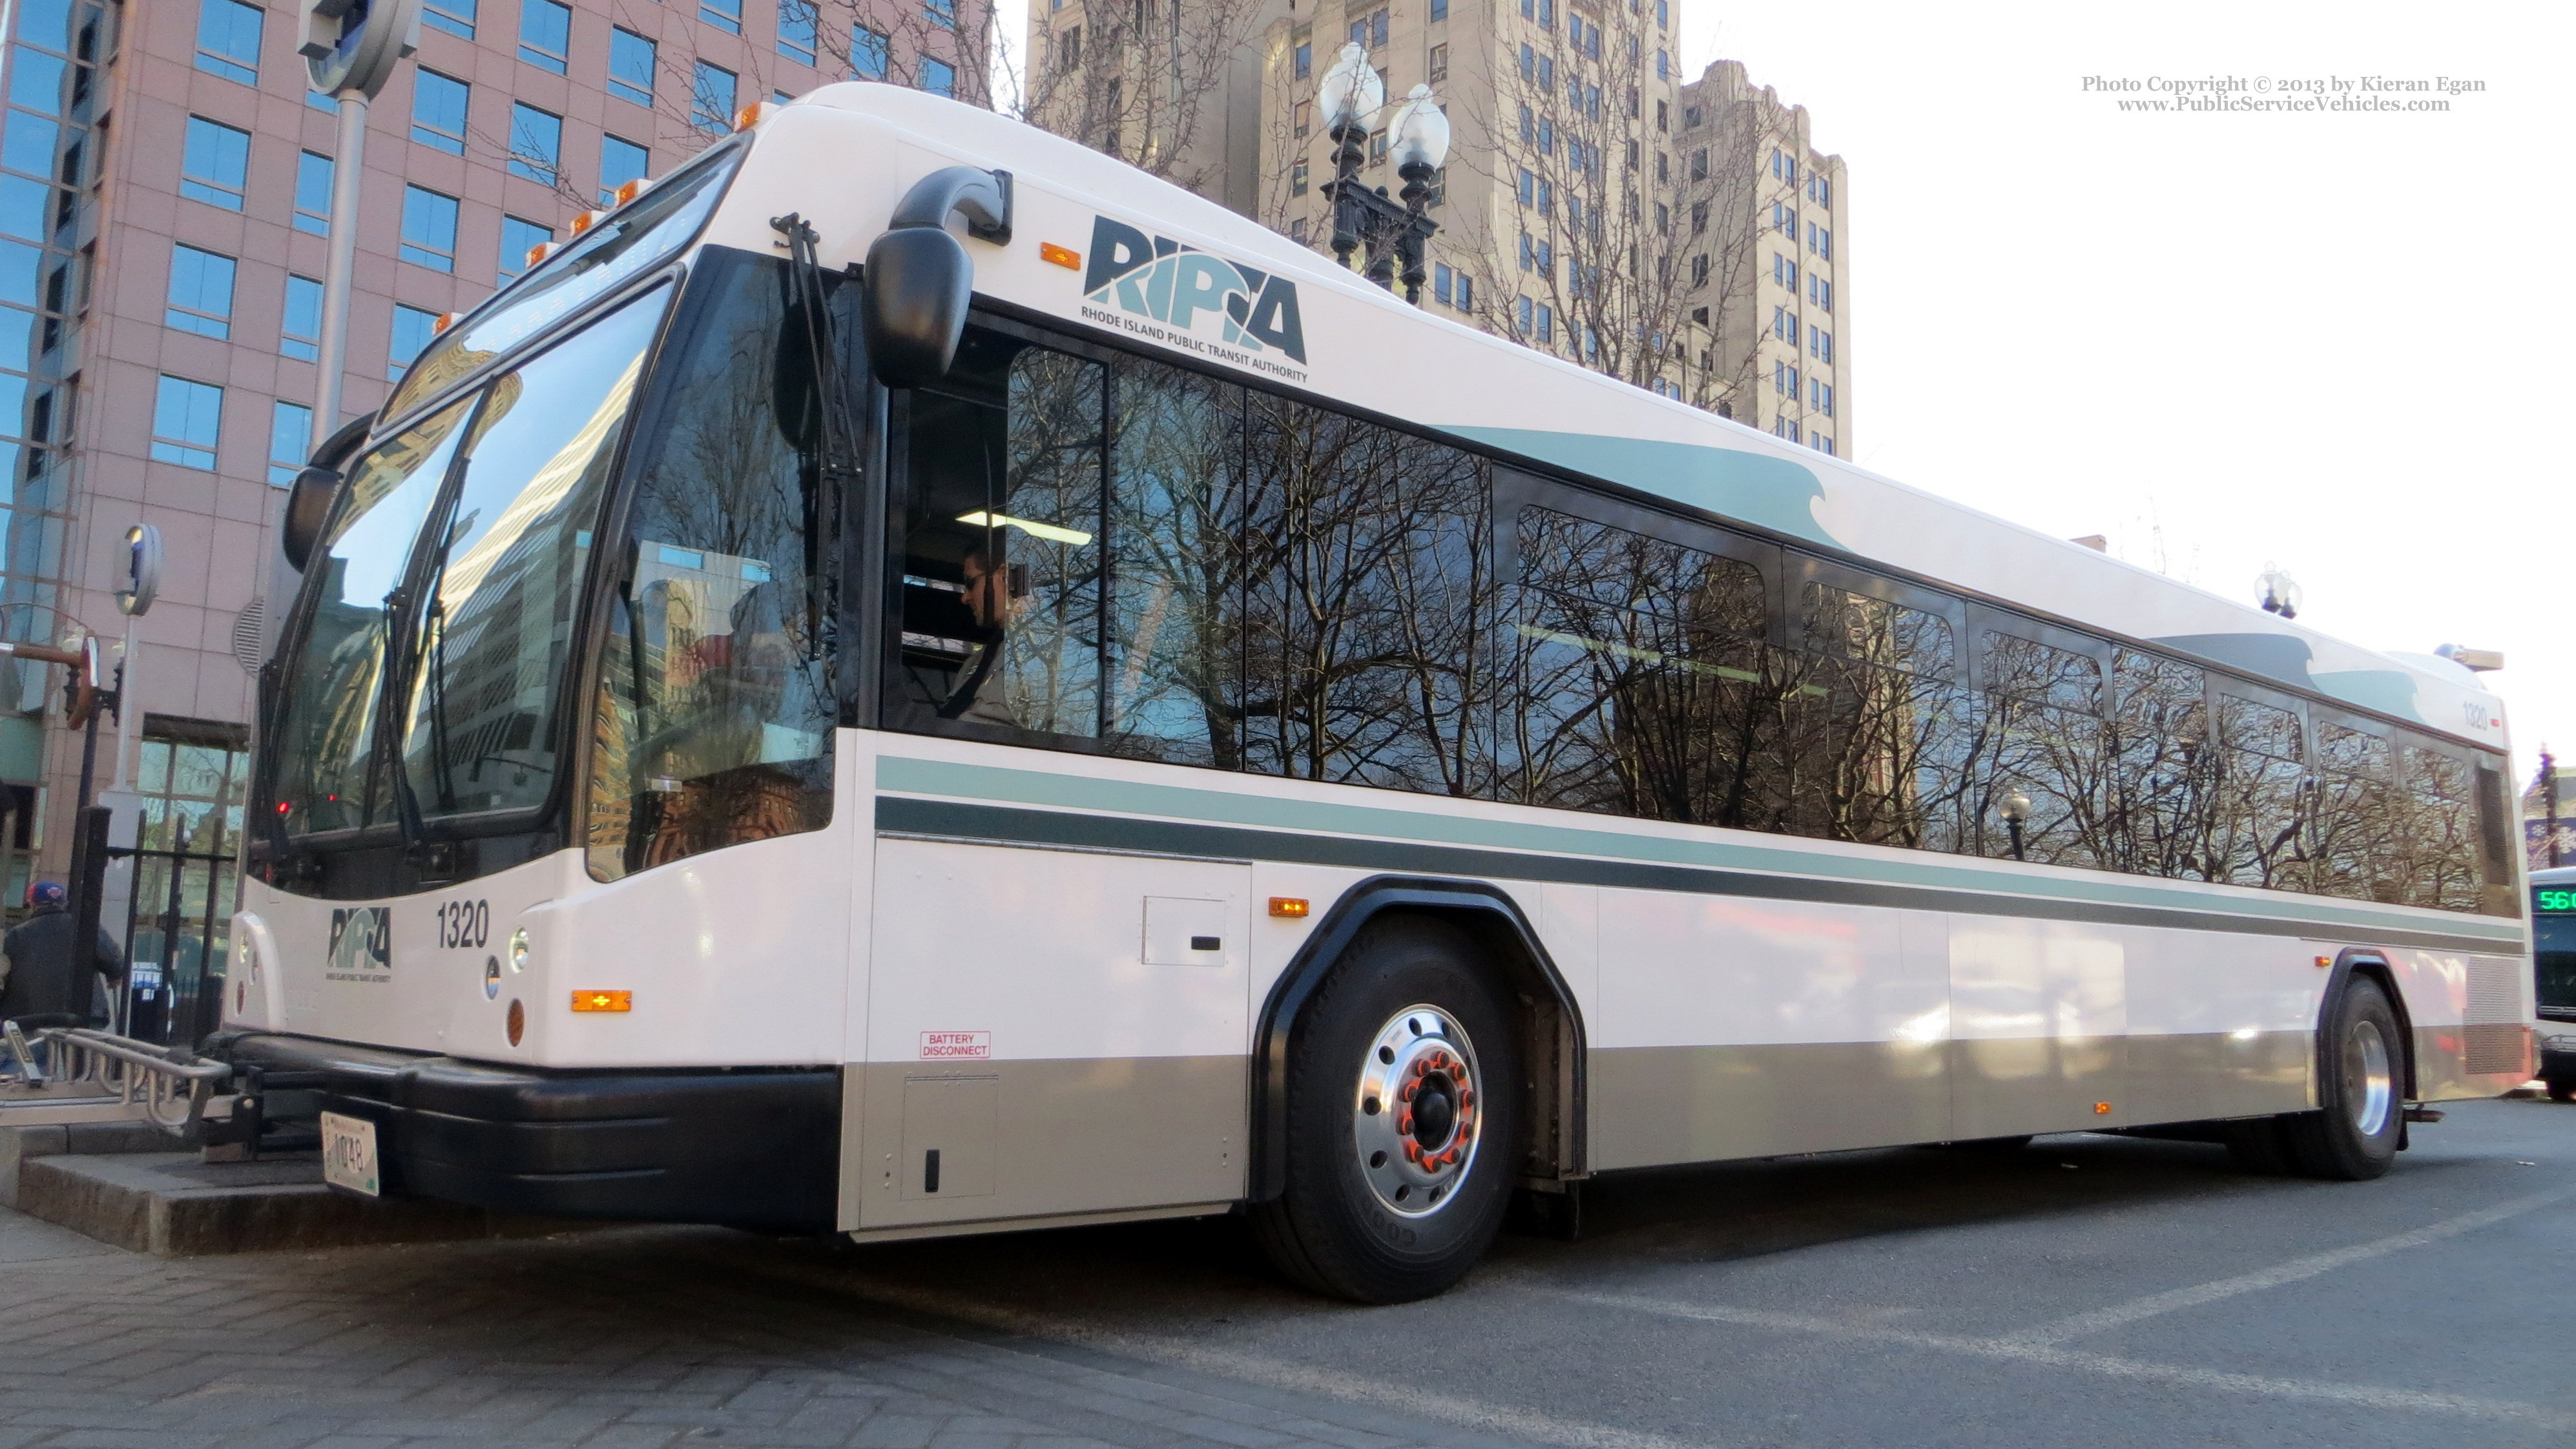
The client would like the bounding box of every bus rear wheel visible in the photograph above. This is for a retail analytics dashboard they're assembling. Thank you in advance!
[1250,918,1520,1304]
[2237,977,2404,1181]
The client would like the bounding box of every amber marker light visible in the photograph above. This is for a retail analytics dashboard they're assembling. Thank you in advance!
[2314,955,2332,968]
[431,311,459,335]
[2093,1101,2113,1114]
[572,990,633,1013]
[1039,242,1082,269]
[568,209,603,237]
[614,177,649,206]
[526,242,554,268]
[1269,897,1310,919]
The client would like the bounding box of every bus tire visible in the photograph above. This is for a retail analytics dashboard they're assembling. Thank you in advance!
[1249,917,1520,1304]
[2546,1079,2576,1104]
[2276,976,2405,1181]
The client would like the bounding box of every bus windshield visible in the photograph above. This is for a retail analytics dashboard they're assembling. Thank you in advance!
[271,284,674,841]
[378,142,738,428]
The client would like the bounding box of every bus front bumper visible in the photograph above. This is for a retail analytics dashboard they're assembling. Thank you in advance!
[207,1032,840,1233]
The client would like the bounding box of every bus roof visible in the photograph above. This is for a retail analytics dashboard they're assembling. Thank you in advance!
[715,85,2505,751]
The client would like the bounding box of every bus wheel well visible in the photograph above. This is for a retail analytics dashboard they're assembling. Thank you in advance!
[1248,879,1587,1201]
[2337,955,2417,1101]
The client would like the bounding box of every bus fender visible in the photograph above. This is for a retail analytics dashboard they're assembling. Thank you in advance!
[1247,876,1587,1202]
[2321,946,2417,1105]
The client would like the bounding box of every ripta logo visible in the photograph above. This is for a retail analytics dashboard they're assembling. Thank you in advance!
[1083,216,1307,364]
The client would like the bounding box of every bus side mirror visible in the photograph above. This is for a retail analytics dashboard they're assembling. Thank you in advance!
[860,166,1012,390]
[280,466,340,572]
[862,227,972,390]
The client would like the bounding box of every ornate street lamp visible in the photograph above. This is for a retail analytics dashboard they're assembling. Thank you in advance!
[1317,45,1448,304]
[1997,790,2033,862]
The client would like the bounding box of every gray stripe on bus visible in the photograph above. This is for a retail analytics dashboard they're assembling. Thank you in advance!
[871,795,2515,956]
[874,755,2523,950]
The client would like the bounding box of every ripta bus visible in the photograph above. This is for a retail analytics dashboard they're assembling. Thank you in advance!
[222,85,2533,1302]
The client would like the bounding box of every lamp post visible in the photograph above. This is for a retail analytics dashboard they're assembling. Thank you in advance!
[296,0,426,449]
[1316,46,1448,304]
[1997,790,2033,863]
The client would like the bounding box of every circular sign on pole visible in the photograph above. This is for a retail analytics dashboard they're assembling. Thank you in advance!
[298,0,427,101]
[116,523,161,618]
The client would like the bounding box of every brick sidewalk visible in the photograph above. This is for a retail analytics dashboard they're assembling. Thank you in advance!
[0,1209,1462,1449]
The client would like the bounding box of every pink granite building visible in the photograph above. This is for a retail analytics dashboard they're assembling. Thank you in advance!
[0,0,986,1012]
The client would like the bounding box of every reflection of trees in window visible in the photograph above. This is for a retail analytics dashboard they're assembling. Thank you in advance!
[2105,650,2214,879]
[2312,721,2394,902]
[1241,397,1497,797]
[2212,694,2307,891]
[995,349,1108,736]
[1506,510,1783,826]
[2396,747,2482,912]
[1796,584,1972,850]
[1977,634,2109,867]
[1105,359,1246,769]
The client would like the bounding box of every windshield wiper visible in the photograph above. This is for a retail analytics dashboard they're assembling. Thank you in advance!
[771,213,857,679]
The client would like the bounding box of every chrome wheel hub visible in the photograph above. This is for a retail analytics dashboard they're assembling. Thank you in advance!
[1353,1005,1483,1218]
[2347,1017,2393,1136]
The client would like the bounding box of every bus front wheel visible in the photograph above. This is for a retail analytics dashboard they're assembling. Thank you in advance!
[1250,917,1521,1304]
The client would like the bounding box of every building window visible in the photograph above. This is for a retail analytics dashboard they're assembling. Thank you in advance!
[600,134,650,205]
[520,0,572,74]
[610,28,657,107]
[1294,28,1312,79]
[778,0,818,65]
[1692,149,1709,182]
[1691,200,1707,235]
[282,274,321,360]
[1536,302,1554,345]
[1813,433,1834,455]
[1654,201,1668,232]
[194,0,262,87]
[400,185,459,272]
[268,401,312,485]
[1657,0,1668,26]
[1454,271,1473,311]
[701,0,744,35]
[411,70,470,155]
[925,0,956,29]
[500,216,553,282]
[293,152,333,235]
[1431,0,1448,18]
[390,304,439,380]
[1290,217,1309,243]
[180,118,250,211]
[1434,262,1453,306]
[509,104,563,185]
[693,61,739,132]
[1429,44,1447,81]
[1813,225,1833,260]
[854,26,891,79]
[150,375,222,469]
[921,58,956,97]
[1349,8,1387,48]
[164,245,235,339]
[1811,326,1833,364]
[1056,25,1082,70]
[1811,276,1833,312]
[423,0,479,40]
[1813,379,1834,416]
[1656,48,1669,79]
[1691,253,1709,287]
[1655,151,1667,183]
[1291,162,1308,196]
[1293,99,1310,137]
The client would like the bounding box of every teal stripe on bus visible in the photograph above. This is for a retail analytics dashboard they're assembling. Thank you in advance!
[873,756,2526,952]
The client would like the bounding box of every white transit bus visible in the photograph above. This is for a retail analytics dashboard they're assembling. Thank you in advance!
[225,85,2533,1302]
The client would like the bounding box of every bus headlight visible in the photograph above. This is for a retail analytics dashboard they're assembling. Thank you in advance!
[509,929,531,974]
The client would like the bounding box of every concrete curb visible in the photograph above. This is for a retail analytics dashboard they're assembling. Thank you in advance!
[16,1152,595,1255]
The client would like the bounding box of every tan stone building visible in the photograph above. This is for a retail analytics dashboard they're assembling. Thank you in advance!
[0,0,982,1008]
[1672,57,1849,455]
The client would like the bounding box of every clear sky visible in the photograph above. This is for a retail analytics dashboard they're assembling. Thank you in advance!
[992,0,2573,782]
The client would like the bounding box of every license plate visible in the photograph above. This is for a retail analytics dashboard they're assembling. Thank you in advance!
[320,1112,380,1196]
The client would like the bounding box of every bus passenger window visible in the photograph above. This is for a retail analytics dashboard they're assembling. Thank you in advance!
[2212,694,2307,891]
[1978,632,2107,868]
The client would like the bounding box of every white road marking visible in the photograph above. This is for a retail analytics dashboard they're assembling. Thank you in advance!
[749,1260,1726,1449]
[2000,1181,2576,1346]
[1514,1278,2576,1428]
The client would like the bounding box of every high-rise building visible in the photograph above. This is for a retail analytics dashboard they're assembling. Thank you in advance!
[1673,58,1848,455]
[0,0,984,969]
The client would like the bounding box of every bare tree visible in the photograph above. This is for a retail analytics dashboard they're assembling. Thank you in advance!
[1017,0,1271,192]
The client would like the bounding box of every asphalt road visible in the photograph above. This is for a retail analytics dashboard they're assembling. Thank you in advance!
[765,1092,2576,1449]
[5,1094,2573,1448]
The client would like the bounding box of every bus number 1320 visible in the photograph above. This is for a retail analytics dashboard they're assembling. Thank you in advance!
[435,899,490,950]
